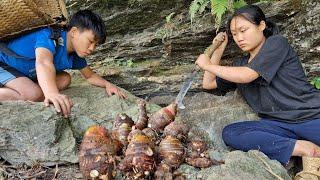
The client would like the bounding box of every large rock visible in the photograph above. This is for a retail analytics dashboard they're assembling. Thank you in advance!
[0,78,160,166]
[62,79,161,140]
[178,91,258,150]
[0,101,78,166]
[0,77,291,179]
[177,150,291,180]
[67,0,319,98]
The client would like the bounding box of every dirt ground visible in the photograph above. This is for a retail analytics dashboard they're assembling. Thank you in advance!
[0,161,83,180]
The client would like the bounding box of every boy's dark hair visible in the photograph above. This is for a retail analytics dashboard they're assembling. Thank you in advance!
[67,10,106,45]
[227,5,279,38]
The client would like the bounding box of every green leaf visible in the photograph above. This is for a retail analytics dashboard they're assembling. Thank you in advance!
[189,0,201,24]
[199,0,210,14]
[233,0,247,9]
[211,0,228,30]
[166,12,175,23]
[311,77,320,89]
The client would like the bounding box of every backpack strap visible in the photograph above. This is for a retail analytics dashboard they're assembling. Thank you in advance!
[0,27,62,60]
[50,27,62,46]
[0,42,34,60]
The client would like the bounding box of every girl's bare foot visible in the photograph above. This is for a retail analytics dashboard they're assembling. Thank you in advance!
[292,140,320,157]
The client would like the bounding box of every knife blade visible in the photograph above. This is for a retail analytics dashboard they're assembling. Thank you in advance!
[174,33,225,109]
[175,67,200,109]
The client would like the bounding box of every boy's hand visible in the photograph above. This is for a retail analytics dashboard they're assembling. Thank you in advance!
[44,93,73,118]
[105,83,126,99]
[196,54,212,70]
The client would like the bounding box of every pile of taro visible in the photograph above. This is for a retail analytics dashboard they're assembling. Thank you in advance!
[79,100,224,179]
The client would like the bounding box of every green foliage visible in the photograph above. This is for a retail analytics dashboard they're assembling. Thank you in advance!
[155,12,177,41]
[233,0,248,10]
[210,0,229,29]
[189,0,210,25]
[166,12,175,23]
[115,59,135,68]
[311,77,320,89]
[189,0,247,30]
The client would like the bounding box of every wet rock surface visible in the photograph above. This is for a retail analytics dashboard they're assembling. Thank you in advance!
[64,0,320,100]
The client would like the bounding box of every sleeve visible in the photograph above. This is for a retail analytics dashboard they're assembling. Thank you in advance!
[247,35,289,84]
[34,29,56,55]
[216,76,237,92]
[71,54,88,70]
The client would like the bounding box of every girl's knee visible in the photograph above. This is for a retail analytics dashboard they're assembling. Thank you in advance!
[222,124,235,145]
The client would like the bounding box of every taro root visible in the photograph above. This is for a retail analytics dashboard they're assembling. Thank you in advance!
[142,127,159,143]
[159,136,185,167]
[79,125,118,180]
[188,138,207,153]
[119,134,156,178]
[164,121,189,140]
[155,162,173,180]
[148,103,177,133]
[135,100,149,130]
[188,150,210,159]
[127,128,143,143]
[185,157,215,168]
[112,113,134,147]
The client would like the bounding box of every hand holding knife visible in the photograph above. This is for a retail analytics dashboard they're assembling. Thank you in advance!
[175,32,226,109]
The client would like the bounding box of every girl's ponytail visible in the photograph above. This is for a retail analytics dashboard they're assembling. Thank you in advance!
[264,19,279,38]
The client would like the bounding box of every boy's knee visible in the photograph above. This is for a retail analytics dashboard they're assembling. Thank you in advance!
[20,86,43,101]
[57,72,71,90]
[63,72,71,87]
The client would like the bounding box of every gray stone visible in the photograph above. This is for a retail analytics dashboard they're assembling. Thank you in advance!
[206,150,291,180]
[0,101,78,166]
[0,80,160,166]
[179,91,258,150]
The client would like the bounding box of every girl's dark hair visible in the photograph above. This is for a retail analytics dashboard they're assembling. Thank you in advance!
[227,5,279,38]
[67,10,106,45]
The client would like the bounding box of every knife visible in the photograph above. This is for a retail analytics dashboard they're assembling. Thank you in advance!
[175,35,225,109]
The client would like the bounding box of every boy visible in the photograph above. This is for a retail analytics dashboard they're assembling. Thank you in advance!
[0,10,126,118]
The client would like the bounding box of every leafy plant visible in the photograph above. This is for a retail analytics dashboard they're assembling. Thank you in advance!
[189,0,247,30]
[155,12,177,41]
[189,0,210,25]
[115,59,135,68]
[166,12,175,23]
[311,77,320,89]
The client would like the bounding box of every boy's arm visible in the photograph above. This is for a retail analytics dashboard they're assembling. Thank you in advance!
[79,66,126,98]
[35,48,73,118]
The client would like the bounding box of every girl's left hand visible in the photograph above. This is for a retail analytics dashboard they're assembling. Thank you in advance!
[105,83,127,99]
[196,54,212,70]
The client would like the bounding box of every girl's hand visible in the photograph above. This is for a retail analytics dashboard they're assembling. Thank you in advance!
[196,54,212,70]
[212,32,228,53]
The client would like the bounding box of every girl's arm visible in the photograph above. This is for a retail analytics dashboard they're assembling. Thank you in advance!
[203,63,259,84]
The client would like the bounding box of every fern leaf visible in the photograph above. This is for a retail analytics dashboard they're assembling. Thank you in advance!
[199,0,210,14]
[233,0,247,10]
[211,0,228,30]
[189,0,201,24]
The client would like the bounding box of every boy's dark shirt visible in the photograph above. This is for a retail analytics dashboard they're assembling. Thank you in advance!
[216,35,320,123]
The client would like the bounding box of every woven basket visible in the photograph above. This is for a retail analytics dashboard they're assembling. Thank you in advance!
[0,0,68,40]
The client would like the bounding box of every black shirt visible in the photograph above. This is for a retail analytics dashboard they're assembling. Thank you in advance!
[216,35,320,123]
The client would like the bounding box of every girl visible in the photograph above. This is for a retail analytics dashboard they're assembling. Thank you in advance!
[195,4,320,165]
